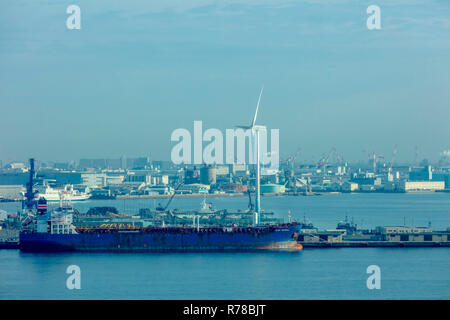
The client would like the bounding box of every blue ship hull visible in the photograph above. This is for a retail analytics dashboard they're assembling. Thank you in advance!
[19,224,302,252]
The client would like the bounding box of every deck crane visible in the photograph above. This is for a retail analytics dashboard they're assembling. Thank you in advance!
[247,188,254,212]
[156,182,183,211]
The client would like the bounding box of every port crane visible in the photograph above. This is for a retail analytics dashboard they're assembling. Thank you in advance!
[387,145,398,173]
[362,150,384,173]
[156,182,183,211]
[286,147,301,174]
[315,148,335,177]
[280,147,301,193]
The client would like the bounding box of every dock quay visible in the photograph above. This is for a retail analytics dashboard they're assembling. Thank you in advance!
[299,241,450,248]
[298,225,450,248]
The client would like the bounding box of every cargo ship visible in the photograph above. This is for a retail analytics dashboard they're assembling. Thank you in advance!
[19,159,303,252]
[20,215,302,253]
[19,198,302,252]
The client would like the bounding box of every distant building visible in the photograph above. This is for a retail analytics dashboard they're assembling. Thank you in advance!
[105,174,125,186]
[0,210,7,221]
[342,182,359,192]
[81,173,124,187]
[54,162,70,170]
[79,158,108,169]
[215,166,229,175]
[79,157,150,170]
[184,168,200,184]
[409,165,433,181]
[350,175,381,186]
[81,173,106,187]
[232,164,248,176]
[152,161,174,170]
[143,185,173,195]
[126,157,150,169]
[200,165,217,185]
[359,184,377,192]
[0,173,29,185]
[260,184,285,194]
[221,183,247,193]
[398,181,445,192]
[180,184,210,194]
[124,170,152,185]
[151,175,169,185]
[106,158,122,169]
[7,163,26,170]
[432,173,450,189]
[38,170,82,185]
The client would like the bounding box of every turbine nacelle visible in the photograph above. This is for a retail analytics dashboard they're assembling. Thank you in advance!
[252,125,266,132]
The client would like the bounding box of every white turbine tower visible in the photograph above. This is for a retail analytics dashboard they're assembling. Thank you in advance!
[236,86,265,225]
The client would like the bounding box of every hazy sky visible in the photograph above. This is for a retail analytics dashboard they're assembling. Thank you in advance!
[1,0,449,164]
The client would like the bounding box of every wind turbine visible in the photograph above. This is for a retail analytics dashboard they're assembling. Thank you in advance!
[236,86,265,225]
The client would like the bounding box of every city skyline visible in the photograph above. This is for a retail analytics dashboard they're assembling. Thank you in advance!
[0,153,447,169]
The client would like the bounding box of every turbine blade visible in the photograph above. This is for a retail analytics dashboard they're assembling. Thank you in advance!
[251,86,264,127]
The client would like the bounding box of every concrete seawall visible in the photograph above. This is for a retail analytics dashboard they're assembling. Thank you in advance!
[299,241,450,248]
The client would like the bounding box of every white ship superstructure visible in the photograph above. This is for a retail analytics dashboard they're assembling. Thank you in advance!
[34,183,90,202]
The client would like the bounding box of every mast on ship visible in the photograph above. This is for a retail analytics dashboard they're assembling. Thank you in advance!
[23,158,36,210]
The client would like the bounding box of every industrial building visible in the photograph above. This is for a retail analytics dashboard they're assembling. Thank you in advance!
[342,182,359,192]
[221,183,247,193]
[200,165,217,185]
[81,173,125,188]
[179,184,210,194]
[260,184,285,194]
[398,181,445,192]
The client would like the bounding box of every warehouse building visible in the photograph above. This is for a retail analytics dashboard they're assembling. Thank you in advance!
[399,181,445,192]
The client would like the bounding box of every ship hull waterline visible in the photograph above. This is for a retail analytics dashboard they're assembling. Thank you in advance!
[19,225,303,252]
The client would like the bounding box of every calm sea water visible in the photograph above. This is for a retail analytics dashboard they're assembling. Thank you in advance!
[1,193,449,300]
